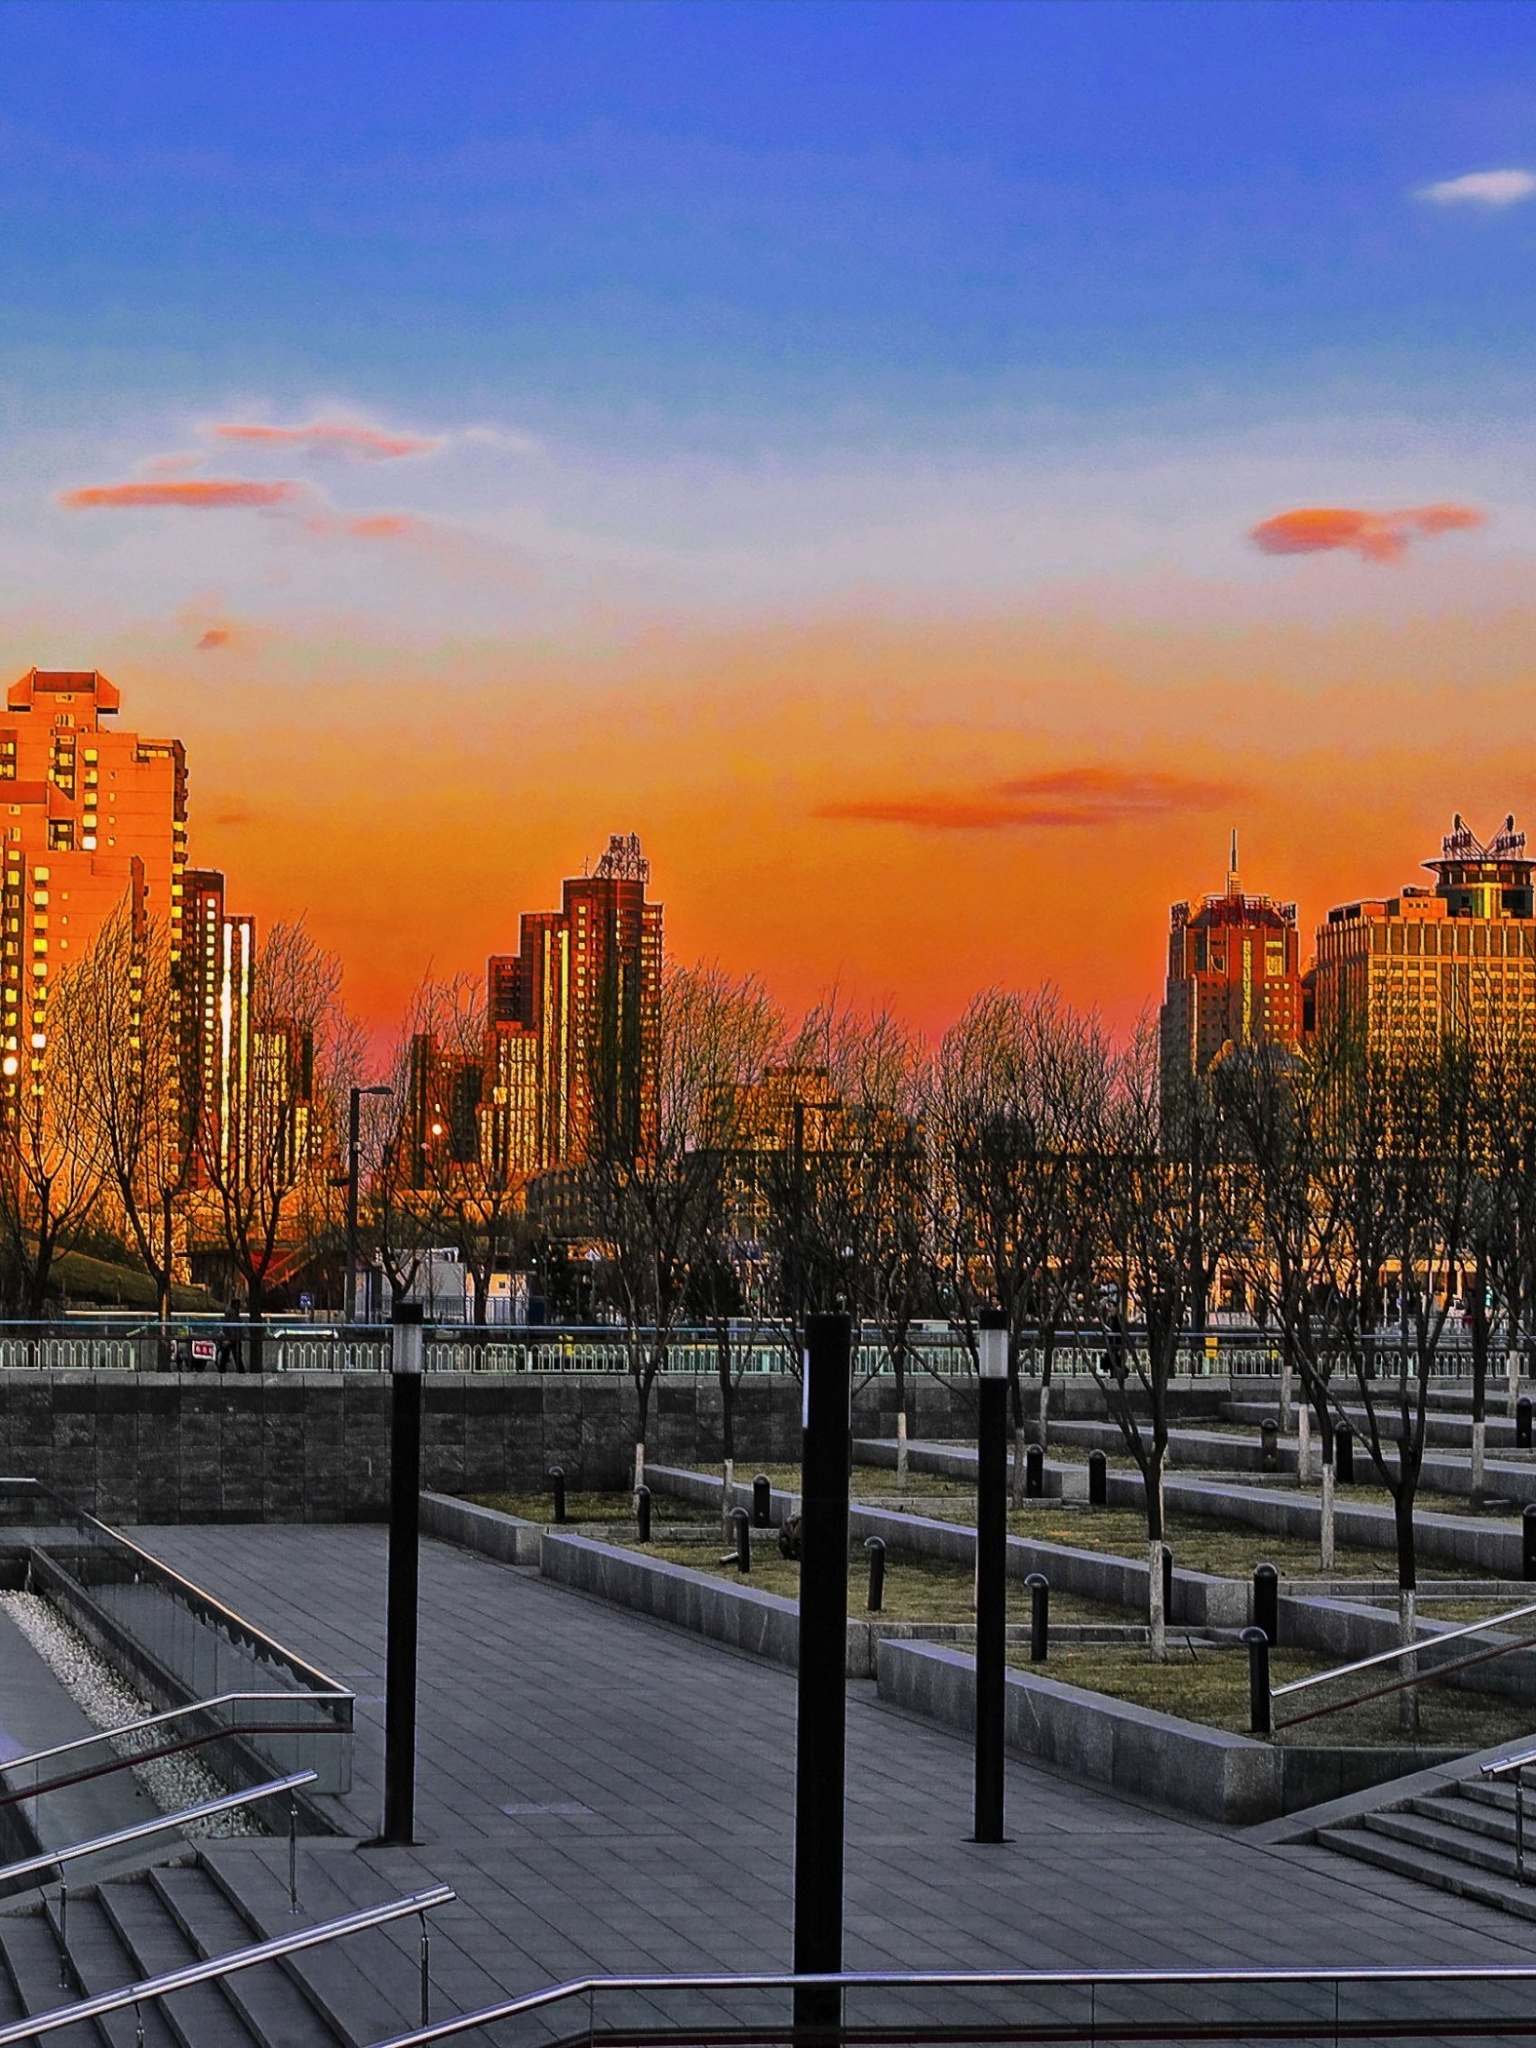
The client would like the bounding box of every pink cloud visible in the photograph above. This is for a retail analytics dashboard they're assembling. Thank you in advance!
[817,766,1236,832]
[60,479,300,510]
[212,419,439,460]
[1249,502,1485,563]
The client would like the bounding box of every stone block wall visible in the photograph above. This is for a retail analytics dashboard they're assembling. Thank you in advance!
[0,1369,983,1523]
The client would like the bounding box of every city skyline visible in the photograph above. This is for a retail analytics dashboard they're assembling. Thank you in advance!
[1,4,1533,1038]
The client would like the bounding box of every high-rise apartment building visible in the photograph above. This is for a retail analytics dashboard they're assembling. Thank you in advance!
[0,669,187,1101]
[488,831,663,1169]
[1313,814,1536,1047]
[1159,836,1304,1098]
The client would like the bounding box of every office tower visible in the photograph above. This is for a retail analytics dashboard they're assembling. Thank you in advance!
[1159,833,1304,1099]
[492,832,663,1168]
[0,669,186,1103]
[1313,813,1536,1048]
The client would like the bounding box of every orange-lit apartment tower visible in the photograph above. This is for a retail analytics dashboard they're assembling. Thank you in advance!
[488,832,663,1169]
[1159,835,1303,1101]
[1314,814,1536,1048]
[0,669,186,1101]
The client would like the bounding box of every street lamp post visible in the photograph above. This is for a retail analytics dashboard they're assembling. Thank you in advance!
[382,1301,424,1846]
[793,1310,852,2036]
[344,1084,392,1324]
[974,1309,1009,1844]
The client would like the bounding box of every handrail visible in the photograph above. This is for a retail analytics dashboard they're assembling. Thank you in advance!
[1272,1597,1536,1700]
[1483,1743,1536,1779]
[0,1720,346,1813]
[0,1884,455,2047]
[0,1768,315,1890]
[364,1961,1536,2048]
[0,1689,349,1780]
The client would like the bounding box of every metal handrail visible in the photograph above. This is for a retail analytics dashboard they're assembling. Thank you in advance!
[0,1690,351,1778]
[0,1768,315,1890]
[1484,1744,1536,1779]
[365,1961,1536,2048]
[1272,1597,1536,1700]
[0,1884,455,2047]
[1482,1746,1536,1886]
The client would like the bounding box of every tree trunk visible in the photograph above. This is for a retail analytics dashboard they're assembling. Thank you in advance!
[896,1410,908,1491]
[1011,1427,1027,1510]
[1509,1346,1523,1421]
[1320,1458,1336,1570]
[721,1456,734,1540]
[1296,1401,1311,1486]
[1037,1373,1051,1452]
[1147,1536,1166,1663]
[1398,1584,1419,1740]
[1470,1417,1487,1505]
[1278,1354,1292,1431]
[633,1438,646,1499]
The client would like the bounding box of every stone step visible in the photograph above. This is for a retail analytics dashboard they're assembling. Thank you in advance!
[1358,1807,1529,1881]
[1317,1820,1536,1921]
[0,1902,103,2048]
[198,1843,413,2046]
[1408,1792,1527,1847]
[97,1873,264,2048]
[147,1863,338,2048]
[41,1888,180,2048]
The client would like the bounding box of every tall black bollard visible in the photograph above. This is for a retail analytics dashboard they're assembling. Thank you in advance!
[1242,1626,1272,1736]
[1025,1443,1044,1499]
[1025,1572,1049,1662]
[1161,1544,1174,1624]
[1260,1418,1279,1473]
[1088,1449,1108,1506]
[753,1474,772,1527]
[1524,1505,1536,1582]
[865,1536,886,1613]
[1253,1562,1279,1646]
[730,1506,752,1573]
[547,1466,567,1524]
[1335,1423,1354,1485]
[1520,1399,1534,1452]
[381,1304,423,1846]
[973,1309,1009,1845]
[793,1311,852,2036]
[635,1485,652,1544]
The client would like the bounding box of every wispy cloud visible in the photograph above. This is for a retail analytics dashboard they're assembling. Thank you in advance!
[1249,502,1485,563]
[60,478,300,510]
[211,418,441,460]
[817,765,1234,832]
[196,625,233,650]
[1419,168,1536,208]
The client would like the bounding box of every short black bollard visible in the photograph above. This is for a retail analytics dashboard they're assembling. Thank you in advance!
[1524,1504,1536,1582]
[752,1473,772,1527]
[1025,1572,1049,1662]
[1520,1399,1533,1452]
[547,1466,567,1525]
[1025,1443,1044,1498]
[1161,1543,1174,1622]
[1242,1626,1272,1735]
[1335,1422,1354,1485]
[1253,1561,1279,1646]
[864,1536,886,1612]
[730,1505,752,1574]
[635,1484,652,1544]
[1088,1449,1107,1506]
[1260,1418,1279,1473]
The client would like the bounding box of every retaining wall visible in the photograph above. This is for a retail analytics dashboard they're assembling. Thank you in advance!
[0,1371,986,1522]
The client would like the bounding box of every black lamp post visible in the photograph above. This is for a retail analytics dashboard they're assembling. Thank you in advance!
[793,1310,852,2035]
[382,1302,423,1845]
[974,1308,1009,1843]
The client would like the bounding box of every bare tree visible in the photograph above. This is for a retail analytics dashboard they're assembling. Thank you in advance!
[1089,1018,1235,1661]
[586,960,781,1492]
[934,987,1109,1501]
[0,951,104,1317]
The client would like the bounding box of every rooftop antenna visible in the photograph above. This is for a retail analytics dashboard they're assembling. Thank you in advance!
[1226,826,1240,895]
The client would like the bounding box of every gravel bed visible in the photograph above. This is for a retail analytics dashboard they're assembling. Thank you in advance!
[0,1591,258,1836]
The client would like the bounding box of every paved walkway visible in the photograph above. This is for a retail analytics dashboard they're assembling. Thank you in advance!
[136,1525,1536,2026]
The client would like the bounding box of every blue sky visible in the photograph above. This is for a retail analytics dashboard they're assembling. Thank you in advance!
[2,1,1534,443]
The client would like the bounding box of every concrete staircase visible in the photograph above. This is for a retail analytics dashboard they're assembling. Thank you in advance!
[1318,1778,1536,1921]
[0,1846,423,2046]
